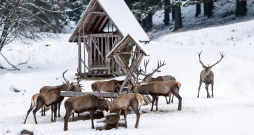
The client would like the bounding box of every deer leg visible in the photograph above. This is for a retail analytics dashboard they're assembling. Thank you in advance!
[43,107,46,116]
[211,82,214,97]
[89,110,95,129]
[41,107,43,116]
[51,105,54,122]
[151,95,156,111]
[24,104,34,124]
[72,113,74,121]
[197,79,202,98]
[165,96,169,104]
[53,104,57,122]
[78,113,80,117]
[124,111,127,128]
[32,101,43,124]
[156,96,159,111]
[131,100,140,128]
[205,84,211,98]
[171,95,174,103]
[172,88,182,111]
[64,109,72,131]
[116,110,121,129]
[58,102,61,117]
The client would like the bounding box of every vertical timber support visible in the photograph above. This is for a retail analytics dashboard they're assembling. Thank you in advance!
[78,34,82,76]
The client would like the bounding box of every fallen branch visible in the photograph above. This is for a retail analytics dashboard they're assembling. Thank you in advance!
[0,53,20,71]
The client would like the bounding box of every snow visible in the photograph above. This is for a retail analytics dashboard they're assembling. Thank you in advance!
[97,0,150,42]
[1,18,254,135]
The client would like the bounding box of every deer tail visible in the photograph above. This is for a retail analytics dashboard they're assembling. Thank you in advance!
[175,81,181,89]
[136,94,143,110]
[31,94,39,108]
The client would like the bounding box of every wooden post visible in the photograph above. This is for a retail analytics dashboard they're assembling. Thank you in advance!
[78,34,82,75]
[89,34,92,74]
[83,36,87,73]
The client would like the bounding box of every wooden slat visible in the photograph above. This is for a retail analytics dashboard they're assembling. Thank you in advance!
[89,12,106,15]
[78,35,82,75]
[89,35,92,72]
[91,36,105,62]
[97,35,100,65]
[107,33,110,74]
[61,91,127,98]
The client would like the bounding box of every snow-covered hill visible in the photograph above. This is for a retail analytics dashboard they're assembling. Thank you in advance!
[0,20,254,134]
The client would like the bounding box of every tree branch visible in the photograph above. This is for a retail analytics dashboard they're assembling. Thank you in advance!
[0,52,19,71]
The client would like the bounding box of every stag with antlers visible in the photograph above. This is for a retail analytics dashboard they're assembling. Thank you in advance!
[197,51,225,98]
[137,59,176,104]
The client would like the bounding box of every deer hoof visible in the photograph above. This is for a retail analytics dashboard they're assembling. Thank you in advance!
[64,128,68,131]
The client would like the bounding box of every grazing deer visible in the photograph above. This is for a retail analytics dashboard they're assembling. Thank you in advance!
[63,93,109,131]
[197,51,225,98]
[139,60,176,104]
[24,70,72,124]
[108,93,143,129]
[134,81,182,111]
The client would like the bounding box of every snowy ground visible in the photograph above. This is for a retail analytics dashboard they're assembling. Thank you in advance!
[1,20,254,135]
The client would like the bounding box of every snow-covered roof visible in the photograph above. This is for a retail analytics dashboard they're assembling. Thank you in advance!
[69,0,150,42]
[107,34,149,58]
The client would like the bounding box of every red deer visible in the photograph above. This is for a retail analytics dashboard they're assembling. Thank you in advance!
[134,81,182,111]
[108,93,143,129]
[91,80,123,93]
[23,70,72,124]
[40,83,82,117]
[139,60,176,104]
[63,94,109,131]
[197,51,224,98]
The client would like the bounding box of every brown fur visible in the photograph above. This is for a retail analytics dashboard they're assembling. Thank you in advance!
[39,84,81,117]
[63,94,109,131]
[198,52,224,98]
[24,83,72,124]
[143,75,176,104]
[91,80,122,93]
[108,93,143,129]
[134,81,182,111]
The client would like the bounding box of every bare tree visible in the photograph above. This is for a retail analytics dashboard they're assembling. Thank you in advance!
[0,0,72,70]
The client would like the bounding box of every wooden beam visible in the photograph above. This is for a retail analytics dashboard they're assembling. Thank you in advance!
[89,12,106,15]
[92,16,105,32]
[61,91,127,98]
[98,16,109,32]
[78,35,82,75]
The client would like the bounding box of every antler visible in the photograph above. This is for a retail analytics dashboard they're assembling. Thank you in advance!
[145,60,166,77]
[209,52,225,68]
[198,51,206,68]
[143,59,150,74]
[62,69,69,83]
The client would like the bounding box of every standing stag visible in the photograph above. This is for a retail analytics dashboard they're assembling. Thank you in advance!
[134,81,182,111]
[140,59,176,104]
[63,91,109,131]
[40,77,82,117]
[197,51,225,98]
[24,70,73,124]
[108,93,143,129]
[91,80,123,93]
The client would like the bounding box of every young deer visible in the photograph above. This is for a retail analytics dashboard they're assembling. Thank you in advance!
[63,93,109,131]
[23,70,72,124]
[197,51,225,98]
[134,81,182,111]
[108,93,143,129]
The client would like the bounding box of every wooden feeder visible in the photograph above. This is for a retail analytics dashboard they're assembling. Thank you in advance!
[107,34,149,93]
[69,0,150,77]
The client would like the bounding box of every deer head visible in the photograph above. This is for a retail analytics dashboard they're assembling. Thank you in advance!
[198,51,225,76]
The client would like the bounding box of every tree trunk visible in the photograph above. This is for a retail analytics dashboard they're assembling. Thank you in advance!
[195,2,201,17]
[236,0,247,16]
[204,0,213,17]
[164,0,170,25]
[141,12,153,32]
[172,6,175,20]
[174,5,182,31]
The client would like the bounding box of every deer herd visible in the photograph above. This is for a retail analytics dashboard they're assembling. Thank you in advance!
[23,52,225,131]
